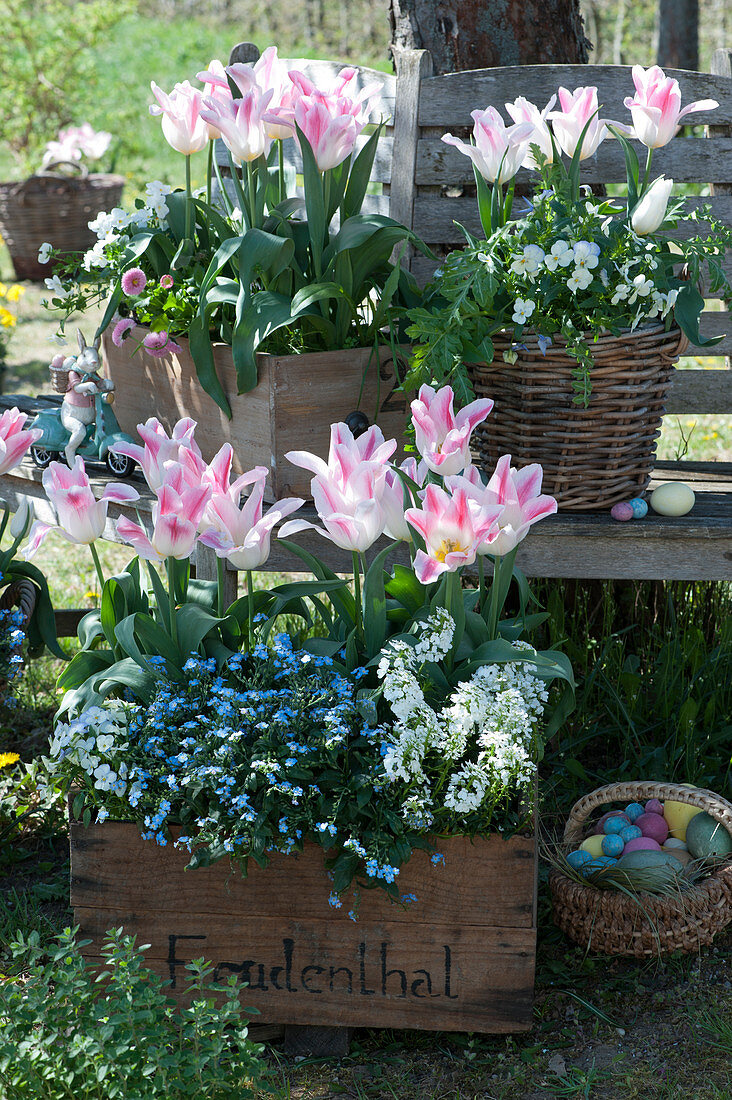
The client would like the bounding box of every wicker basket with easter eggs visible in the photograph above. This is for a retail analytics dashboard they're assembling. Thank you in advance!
[549,781,732,957]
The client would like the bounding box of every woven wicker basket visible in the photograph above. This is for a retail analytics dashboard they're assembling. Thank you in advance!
[549,781,732,957]
[0,172,124,280]
[468,324,688,511]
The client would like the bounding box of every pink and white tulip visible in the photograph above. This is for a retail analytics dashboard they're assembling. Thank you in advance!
[548,86,608,160]
[150,80,209,156]
[480,455,557,556]
[23,457,139,558]
[196,59,233,140]
[199,468,303,570]
[112,417,201,492]
[253,47,299,139]
[624,65,718,149]
[0,408,42,475]
[405,483,502,584]
[380,457,427,542]
[280,463,387,554]
[410,384,493,477]
[505,95,557,170]
[200,84,274,163]
[116,475,211,562]
[442,107,534,184]
[287,421,396,487]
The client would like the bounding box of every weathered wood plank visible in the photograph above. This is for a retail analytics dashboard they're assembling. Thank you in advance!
[666,368,732,413]
[415,65,732,127]
[70,826,536,928]
[389,49,434,235]
[415,136,732,189]
[70,826,536,1033]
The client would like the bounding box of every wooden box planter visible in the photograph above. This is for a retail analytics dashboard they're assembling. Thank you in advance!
[102,327,409,502]
[70,821,538,1034]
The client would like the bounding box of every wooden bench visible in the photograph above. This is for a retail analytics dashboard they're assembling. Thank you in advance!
[216,42,732,581]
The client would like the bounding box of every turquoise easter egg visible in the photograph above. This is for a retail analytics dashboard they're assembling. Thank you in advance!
[629,497,648,518]
[620,825,642,843]
[601,833,624,857]
[603,816,627,835]
[625,802,645,823]
[567,850,592,871]
[583,856,618,874]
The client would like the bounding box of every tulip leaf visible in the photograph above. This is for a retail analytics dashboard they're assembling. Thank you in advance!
[363,542,396,659]
[608,125,640,211]
[673,281,722,347]
[57,649,114,692]
[277,538,356,625]
[325,156,350,224]
[187,313,232,416]
[385,564,426,616]
[114,613,183,680]
[77,609,104,651]
[342,125,382,221]
[568,110,600,202]
[296,124,327,278]
[175,603,226,652]
[165,191,188,244]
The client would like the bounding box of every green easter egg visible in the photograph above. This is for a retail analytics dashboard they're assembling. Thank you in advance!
[617,849,684,872]
[685,811,732,859]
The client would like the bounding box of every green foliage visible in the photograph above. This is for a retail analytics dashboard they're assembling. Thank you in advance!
[0,0,138,174]
[0,926,268,1099]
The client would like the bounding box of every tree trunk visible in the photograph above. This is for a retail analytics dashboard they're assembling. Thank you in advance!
[656,0,699,71]
[388,0,591,74]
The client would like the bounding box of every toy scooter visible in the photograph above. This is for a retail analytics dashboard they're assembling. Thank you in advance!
[29,333,137,477]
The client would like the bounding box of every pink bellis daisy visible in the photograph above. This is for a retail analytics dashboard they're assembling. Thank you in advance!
[160,274,174,289]
[121,267,147,296]
[142,330,182,358]
[111,318,135,346]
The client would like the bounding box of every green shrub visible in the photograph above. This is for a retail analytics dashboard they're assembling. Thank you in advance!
[0,926,269,1099]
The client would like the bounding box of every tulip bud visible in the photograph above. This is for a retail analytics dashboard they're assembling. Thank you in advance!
[631,176,673,236]
[10,500,32,538]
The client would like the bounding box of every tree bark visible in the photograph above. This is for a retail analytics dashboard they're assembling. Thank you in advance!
[388,0,591,75]
[656,0,699,71]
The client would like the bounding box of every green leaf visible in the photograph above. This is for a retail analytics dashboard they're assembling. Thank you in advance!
[175,603,226,652]
[673,282,722,347]
[385,564,427,616]
[57,649,114,691]
[363,542,396,659]
[342,125,382,221]
[608,125,640,210]
[187,314,232,416]
[296,123,327,276]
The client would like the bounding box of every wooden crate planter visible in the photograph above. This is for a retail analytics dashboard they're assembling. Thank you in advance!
[101,327,409,502]
[70,822,537,1034]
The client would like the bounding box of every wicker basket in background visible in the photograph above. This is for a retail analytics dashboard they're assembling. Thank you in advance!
[0,171,124,280]
[549,781,732,957]
[468,324,688,512]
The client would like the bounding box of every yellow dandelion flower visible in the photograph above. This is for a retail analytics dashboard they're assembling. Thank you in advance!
[0,282,6,297]
[0,752,20,768]
[0,307,16,328]
[6,285,23,302]
[84,590,100,600]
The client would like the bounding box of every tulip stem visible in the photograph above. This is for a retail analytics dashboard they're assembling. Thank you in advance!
[166,557,179,650]
[488,556,501,640]
[278,140,285,205]
[352,551,363,641]
[246,570,255,648]
[185,156,193,242]
[217,556,225,619]
[206,141,213,207]
[478,555,486,611]
[88,541,105,594]
[246,161,257,230]
[642,146,653,196]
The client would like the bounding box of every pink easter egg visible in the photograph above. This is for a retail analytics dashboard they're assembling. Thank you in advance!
[637,812,669,844]
[623,836,662,853]
[645,798,664,816]
[592,810,631,835]
[611,502,634,522]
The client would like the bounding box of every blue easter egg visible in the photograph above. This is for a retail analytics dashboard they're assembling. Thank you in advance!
[620,825,642,843]
[604,815,627,835]
[567,850,592,870]
[601,833,625,857]
[583,856,618,875]
[629,497,649,518]
[625,802,645,823]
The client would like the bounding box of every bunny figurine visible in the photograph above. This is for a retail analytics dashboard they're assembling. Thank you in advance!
[59,330,114,466]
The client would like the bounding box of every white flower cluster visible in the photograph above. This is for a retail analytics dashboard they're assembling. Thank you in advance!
[79,181,175,273]
[46,704,136,811]
[378,617,547,821]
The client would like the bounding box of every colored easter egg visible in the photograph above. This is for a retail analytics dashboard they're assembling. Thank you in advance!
[592,811,630,835]
[567,849,593,870]
[663,800,702,841]
[645,798,665,816]
[637,812,669,844]
[620,825,642,843]
[580,834,607,858]
[685,812,732,860]
[650,482,695,517]
[623,836,662,853]
[662,846,691,866]
[601,833,625,857]
[618,849,684,872]
[583,856,618,874]
[663,838,688,851]
[625,802,645,823]
[611,501,634,521]
[603,815,628,835]
[629,497,649,518]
